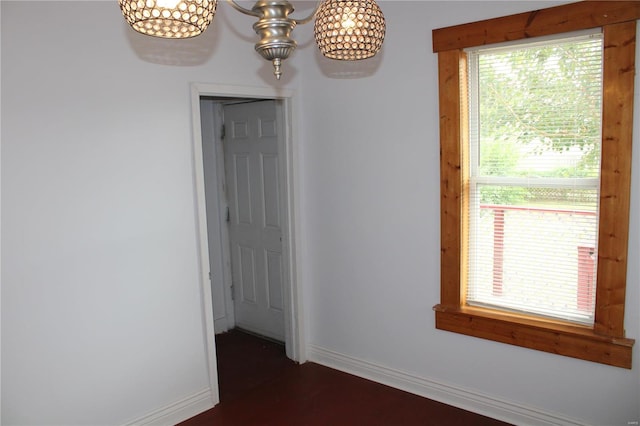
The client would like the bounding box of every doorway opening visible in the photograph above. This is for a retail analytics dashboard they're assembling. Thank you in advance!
[190,84,305,406]
[214,328,296,402]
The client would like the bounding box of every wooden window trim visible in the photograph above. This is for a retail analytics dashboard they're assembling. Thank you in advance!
[433,1,637,369]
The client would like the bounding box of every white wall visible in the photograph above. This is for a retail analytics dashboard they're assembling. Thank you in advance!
[2,1,638,426]
[298,2,639,425]
[1,1,302,424]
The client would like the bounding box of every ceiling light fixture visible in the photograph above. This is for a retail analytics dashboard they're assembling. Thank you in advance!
[118,0,386,79]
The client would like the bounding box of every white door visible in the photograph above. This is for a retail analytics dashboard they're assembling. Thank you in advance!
[223,100,285,342]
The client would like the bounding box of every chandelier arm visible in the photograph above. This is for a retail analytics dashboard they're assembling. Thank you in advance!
[292,0,322,25]
[226,0,261,17]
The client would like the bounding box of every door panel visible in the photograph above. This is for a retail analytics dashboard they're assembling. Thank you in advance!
[224,100,285,341]
[233,154,252,224]
[238,245,257,303]
[266,250,284,311]
[262,154,281,229]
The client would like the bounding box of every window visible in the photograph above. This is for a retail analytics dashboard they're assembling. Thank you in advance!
[433,1,637,368]
[467,32,603,325]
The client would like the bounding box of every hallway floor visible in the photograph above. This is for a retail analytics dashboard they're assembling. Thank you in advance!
[179,329,511,425]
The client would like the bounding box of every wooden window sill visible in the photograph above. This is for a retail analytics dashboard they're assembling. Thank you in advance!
[434,304,634,369]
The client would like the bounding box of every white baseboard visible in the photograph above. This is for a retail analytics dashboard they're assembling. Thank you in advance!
[123,388,215,426]
[307,344,585,426]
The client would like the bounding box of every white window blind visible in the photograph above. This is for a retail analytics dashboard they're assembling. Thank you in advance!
[466,33,603,325]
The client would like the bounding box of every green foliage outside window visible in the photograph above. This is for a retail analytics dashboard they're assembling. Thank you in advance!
[475,36,603,207]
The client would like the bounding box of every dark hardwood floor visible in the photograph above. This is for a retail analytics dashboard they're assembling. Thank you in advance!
[179,329,511,426]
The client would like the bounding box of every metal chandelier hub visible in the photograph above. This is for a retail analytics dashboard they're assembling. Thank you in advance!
[229,0,312,79]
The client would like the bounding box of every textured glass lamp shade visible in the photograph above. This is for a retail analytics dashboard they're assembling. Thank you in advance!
[119,0,216,38]
[313,0,385,60]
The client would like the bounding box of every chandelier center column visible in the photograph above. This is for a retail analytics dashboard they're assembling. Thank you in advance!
[251,1,298,79]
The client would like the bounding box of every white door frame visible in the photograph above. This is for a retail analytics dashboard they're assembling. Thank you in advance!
[190,83,306,406]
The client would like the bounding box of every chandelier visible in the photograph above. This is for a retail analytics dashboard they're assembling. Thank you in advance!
[118,0,386,79]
